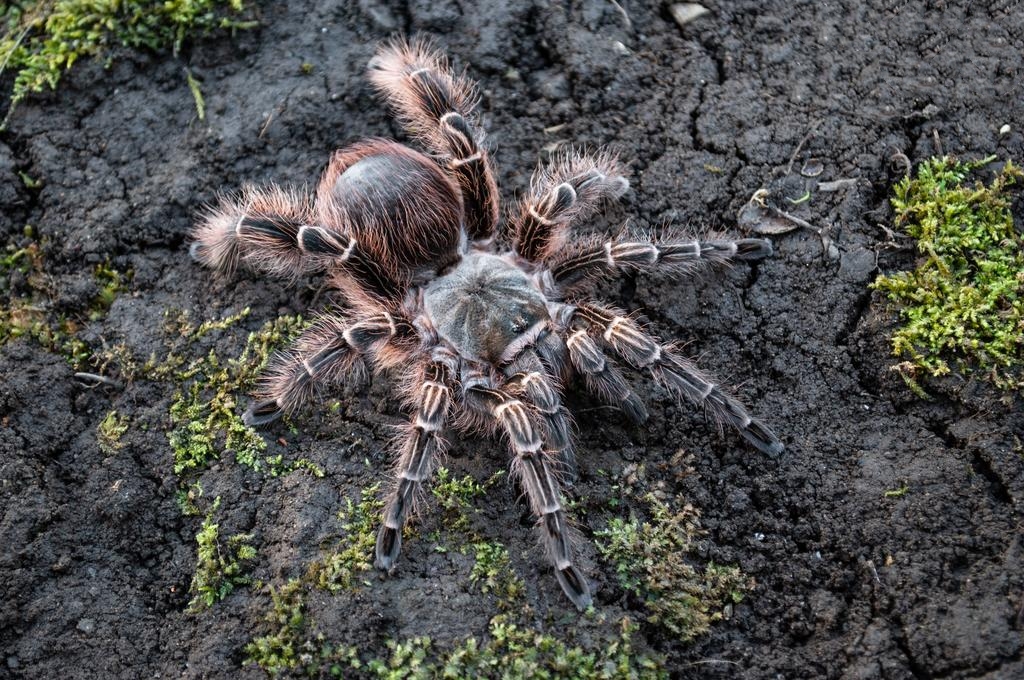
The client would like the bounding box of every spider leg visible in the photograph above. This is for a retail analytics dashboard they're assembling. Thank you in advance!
[245,311,417,426]
[550,233,774,289]
[375,359,453,570]
[368,38,499,242]
[532,326,570,381]
[462,375,592,609]
[503,346,576,480]
[512,149,629,262]
[190,186,402,304]
[571,302,784,456]
[563,328,648,425]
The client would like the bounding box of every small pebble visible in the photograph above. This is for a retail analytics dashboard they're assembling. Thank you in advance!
[800,158,824,177]
[839,247,876,282]
[999,123,1011,136]
[77,618,96,634]
[670,3,710,28]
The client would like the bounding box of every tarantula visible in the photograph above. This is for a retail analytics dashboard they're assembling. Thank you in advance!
[190,38,783,609]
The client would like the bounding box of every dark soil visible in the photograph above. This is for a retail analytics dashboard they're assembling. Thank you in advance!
[2,1,1023,678]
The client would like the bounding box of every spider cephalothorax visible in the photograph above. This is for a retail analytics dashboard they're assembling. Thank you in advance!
[190,38,783,609]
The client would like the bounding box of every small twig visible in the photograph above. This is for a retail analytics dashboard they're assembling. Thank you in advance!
[932,128,943,157]
[817,178,859,192]
[785,128,817,176]
[607,0,632,30]
[74,372,120,389]
[765,204,823,235]
[0,25,32,76]
[258,109,276,139]
[765,203,838,256]
[678,659,742,669]
[258,93,294,139]
[873,223,910,254]
[866,559,881,585]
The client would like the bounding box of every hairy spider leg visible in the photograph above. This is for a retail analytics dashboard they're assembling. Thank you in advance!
[562,326,649,425]
[571,302,784,456]
[512,149,630,262]
[245,312,417,426]
[462,376,592,609]
[503,346,576,480]
[191,185,402,304]
[368,37,499,242]
[375,359,453,570]
[550,233,774,289]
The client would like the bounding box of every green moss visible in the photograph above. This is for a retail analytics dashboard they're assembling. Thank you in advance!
[0,295,92,367]
[175,480,204,516]
[0,241,121,367]
[265,454,325,478]
[367,615,664,680]
[469,541,525,609]
[89,261,130,320]
[97,409,128,453]
[185,67,204,119]
[167,313,304,475]
[595,495,753,641]
[430,466,494,532]
[884,483,909,498]
[243,579,320,675]
[241,475,681,677]
[1,239,45,345]
[872,156,1024,391]
[189,497,257,610]
[244,578,307,675]
[307,483,384,592]
[8,311,92,365]
[0,240,41,280]
[0,0,256,126]
[246,585,664,678]
[245,578,363,677]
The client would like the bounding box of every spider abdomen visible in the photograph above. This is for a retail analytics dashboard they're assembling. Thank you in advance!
[316,140,463,277]
[423,253,549,365]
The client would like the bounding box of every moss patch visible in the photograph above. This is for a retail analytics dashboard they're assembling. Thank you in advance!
[469,541,525,610]
[595,495,753,641]
[246,589,662,680]
[0,237,115,368]
[430,466,502,533]
[307,483,384,592]
[189,497,257,610]
[243,578,363,677]
[0,0,256,125]
[873,156,1024,391]
[366,616,663,680]
[165,311,305,476]
[89,261,130,321]
[97,409,128,454]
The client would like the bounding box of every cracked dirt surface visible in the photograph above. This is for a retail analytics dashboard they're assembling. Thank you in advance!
[2,1,1022,678]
